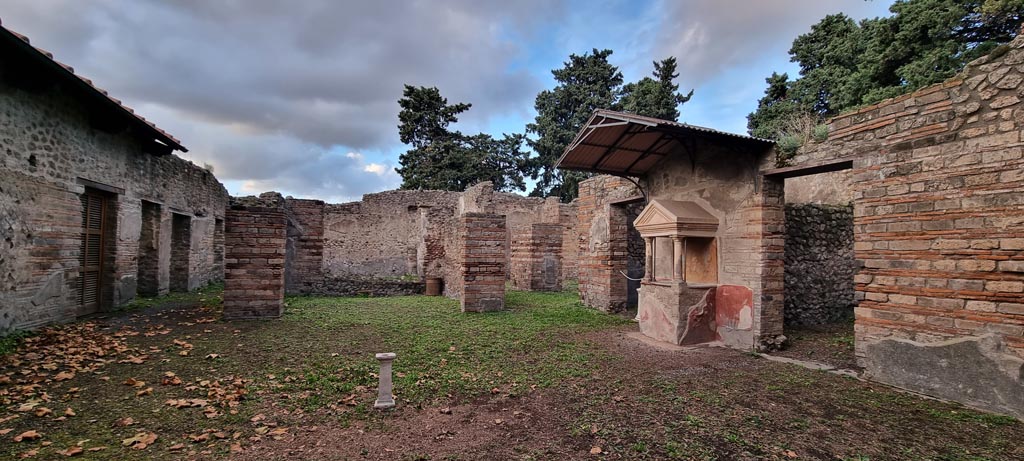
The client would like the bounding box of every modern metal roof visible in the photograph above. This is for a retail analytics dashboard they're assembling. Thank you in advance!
[0,17,186,153]
[555,109,773,176]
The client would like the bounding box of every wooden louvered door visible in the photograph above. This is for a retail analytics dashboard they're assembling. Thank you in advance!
[79,190,107,315]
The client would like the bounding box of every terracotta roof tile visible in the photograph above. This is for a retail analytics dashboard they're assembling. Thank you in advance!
[0,17,186,152]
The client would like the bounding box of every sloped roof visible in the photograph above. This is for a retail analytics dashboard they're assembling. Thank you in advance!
[0,18,186,153]
[555,109,772,176]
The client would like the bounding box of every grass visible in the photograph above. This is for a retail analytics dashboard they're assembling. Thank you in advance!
[1,287,1022,460]
[269,290,629,409]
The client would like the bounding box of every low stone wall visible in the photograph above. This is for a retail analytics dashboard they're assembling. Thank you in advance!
[784,203,857,326]
[306,276,424,297]
[223,195,287,320]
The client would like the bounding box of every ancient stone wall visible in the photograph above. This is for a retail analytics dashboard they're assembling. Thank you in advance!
[223,194,286,320]
[459,213,507,312]
[0,79,229,333]
[280,182,576,299]
[784,203,857,326]
[645,141,784,348]
[510,223,563,291]
[783,32,1024,417]
[576,176,643,312]
[284,199,324,294]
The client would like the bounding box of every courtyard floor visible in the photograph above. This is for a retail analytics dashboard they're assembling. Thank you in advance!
[1,287,1022,461]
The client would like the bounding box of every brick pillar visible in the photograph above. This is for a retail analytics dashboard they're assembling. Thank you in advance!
[460,213,507,312]
[511,223,563,291]
[223,202,287,320]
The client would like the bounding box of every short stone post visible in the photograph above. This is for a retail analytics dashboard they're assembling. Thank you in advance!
[374,352,396,409]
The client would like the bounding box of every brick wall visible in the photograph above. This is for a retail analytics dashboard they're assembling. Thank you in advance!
[223,196,287,320]
[510,223,563,291]
[781,33,1024,417]
[576,176,642,312]
[284,199,325,294]
[459,213,507,312]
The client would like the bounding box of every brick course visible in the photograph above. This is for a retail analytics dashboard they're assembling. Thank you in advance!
[459,213,507,312]
[780,32,1024,417]
[510,223,563,291]
[223,196,287,320]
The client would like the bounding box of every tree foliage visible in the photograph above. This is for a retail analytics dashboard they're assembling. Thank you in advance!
[620,57,694,121]
[395,85,530,192]
[528,52,693,201]
[748,0,1024,140]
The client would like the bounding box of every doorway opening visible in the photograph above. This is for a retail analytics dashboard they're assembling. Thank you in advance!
[170,213,192,292]
[138,201,162,296]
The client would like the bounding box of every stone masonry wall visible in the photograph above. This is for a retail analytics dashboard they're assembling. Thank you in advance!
[0,78,229,333]
[223,194,286,320]
[576,176,642,312]
[284,199,324,294]
[280,182,576,299]
[510,223,563,291]
[784,203,857,326]
[645,141,784,348]
[460,213,507,312]
[783,31,1024,417]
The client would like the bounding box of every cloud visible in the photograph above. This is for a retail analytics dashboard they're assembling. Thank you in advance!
[0,0,562,200]
[648,0,889,85]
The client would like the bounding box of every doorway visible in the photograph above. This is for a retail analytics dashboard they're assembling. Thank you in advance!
[78,188,110,315]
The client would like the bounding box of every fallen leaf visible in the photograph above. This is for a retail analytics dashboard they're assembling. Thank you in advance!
[33,407,52,418]
[53,371,75,382]
[179,350,190,356]
[19,449,38,458]
[0,429,12,435]
[230,443,243,453]
[439,407,452,415]
[121,432,157,450]
[114,417,135,427]
[59,446,83,456]
[168,443,185,451]
[784,450,798,458]
[189,433,209,443]
[205,354,220,360]
[135,387,153,397]
[86,447,106,452]
[64,408,75,417]
[590,446,603,455]
[13,430,42,442]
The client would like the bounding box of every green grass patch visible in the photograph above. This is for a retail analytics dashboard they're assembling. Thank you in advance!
[258,289,629,409]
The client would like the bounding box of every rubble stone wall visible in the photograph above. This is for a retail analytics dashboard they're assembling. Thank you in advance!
[281,182,577,299]
[784,203,857,326]
[784,33,1024,417]
[0,79,229,333]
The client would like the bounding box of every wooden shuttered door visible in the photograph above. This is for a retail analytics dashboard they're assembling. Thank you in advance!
[79,190,107,314]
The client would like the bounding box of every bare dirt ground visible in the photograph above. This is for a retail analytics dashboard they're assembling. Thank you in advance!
[772,322,859,370]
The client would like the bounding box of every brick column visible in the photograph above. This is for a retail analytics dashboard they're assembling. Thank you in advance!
[460,213,507,312]
[223,202,287,320]
[510,223,563,291]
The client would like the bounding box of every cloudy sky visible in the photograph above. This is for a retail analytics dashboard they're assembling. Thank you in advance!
[1,0,893,202]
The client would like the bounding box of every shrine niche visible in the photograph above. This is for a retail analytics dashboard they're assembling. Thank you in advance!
[633,199,753,347]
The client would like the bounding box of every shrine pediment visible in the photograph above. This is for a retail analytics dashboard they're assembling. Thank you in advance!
[633,200,718,237]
